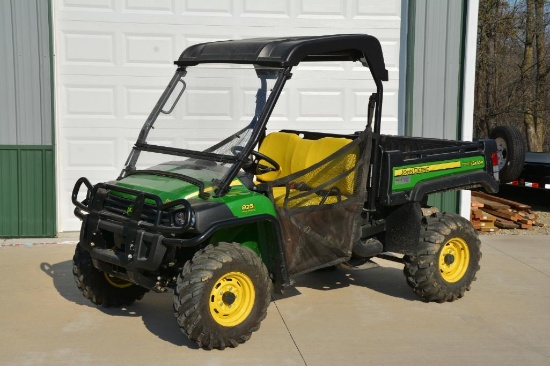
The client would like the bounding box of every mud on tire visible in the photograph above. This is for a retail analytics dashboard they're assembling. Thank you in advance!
[73,244,147,307]
[403,212,481,303]
[173,242,272,350]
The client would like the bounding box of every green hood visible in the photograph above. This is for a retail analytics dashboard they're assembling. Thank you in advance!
[114,173,214,203]
[111,172,277,219]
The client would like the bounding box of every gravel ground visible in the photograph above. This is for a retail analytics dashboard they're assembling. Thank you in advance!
[481,208,550,235]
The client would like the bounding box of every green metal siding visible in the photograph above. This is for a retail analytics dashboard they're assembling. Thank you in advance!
[0,146,55,237]
[0,149,19,236]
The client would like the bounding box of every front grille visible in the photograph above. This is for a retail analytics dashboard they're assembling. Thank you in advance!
[103,194,172,227]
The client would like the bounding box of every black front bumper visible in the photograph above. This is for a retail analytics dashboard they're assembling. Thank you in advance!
[78,215,167,289]
[73,178,194,289]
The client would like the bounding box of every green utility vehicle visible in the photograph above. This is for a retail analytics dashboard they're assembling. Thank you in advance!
[72,34,524,350]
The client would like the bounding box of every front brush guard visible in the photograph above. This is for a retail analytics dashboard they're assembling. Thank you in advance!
[72,177,193,234]
[72,177,195,287]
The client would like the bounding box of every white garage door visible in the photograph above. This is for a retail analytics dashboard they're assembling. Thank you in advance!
[54,0,402,232]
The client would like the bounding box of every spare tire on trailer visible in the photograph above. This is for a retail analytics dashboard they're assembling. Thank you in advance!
[489,125,526,183]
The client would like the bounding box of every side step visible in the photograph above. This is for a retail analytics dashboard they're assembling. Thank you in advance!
[376,252,404,264]
[340,258,380,271]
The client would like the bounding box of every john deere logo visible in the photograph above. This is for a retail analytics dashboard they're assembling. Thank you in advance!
[126,205,133,216]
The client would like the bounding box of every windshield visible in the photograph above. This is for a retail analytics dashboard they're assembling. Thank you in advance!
[125,64,284,189]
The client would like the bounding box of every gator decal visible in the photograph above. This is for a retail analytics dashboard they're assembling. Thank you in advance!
[392,157,485,192]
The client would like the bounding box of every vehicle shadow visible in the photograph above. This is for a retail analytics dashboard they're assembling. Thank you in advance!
[40,260,198,349]
[277,263,419,302]
[40,259,418,346]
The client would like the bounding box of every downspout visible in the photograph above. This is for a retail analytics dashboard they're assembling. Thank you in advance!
[459,0,480,219]
[398,0,411,136]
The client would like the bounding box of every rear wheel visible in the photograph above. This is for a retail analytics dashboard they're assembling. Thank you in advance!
[72,244,147,307]
[403,212,481,303]
[490,125,525,182]
[173,242,272,350]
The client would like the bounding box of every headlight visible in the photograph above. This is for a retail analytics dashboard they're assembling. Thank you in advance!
[173,209,195,228]
[173,211,186,227]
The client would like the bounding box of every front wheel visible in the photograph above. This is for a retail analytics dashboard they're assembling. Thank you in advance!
[403,212,481,303]
[173,242,272,350]
[72,244,147,307]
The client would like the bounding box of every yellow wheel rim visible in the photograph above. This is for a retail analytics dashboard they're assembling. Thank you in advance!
[104,273,133,289]
[439,237,470,283]
[209,272,255,327]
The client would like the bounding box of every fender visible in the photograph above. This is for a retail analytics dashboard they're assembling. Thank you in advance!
[162,215,290,294]
[409,171,499,202]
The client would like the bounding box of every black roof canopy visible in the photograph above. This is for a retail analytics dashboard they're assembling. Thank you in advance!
[176,34,388,81]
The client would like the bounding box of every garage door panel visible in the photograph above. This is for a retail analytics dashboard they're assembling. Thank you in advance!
[355,0,400,17]
[63,31,116,66]
[241,0,290,18]
[124,86,167,118]
[63,85,117,118]
[60,0,115,13]
[56,0,400,29]
[65,138,118,170]
[61,127,138,161]
[123,0,177,15]
[123,33,176,66]
[297,0,346,19]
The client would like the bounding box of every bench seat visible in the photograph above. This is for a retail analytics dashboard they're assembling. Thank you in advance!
[257,132,356,206]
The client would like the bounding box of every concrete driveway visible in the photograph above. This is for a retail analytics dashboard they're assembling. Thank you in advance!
[0,235,549,365]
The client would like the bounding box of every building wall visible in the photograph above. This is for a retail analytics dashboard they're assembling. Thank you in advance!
[53,0,404,231]
[404,0,466,213]
[0,0,55,237]
[407,0,465,140]
[1,0,53,146]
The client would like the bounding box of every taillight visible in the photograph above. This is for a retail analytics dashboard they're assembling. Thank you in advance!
[491,152,499,166]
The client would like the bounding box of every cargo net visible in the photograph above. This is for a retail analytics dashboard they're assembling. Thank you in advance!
[267,131,372,276]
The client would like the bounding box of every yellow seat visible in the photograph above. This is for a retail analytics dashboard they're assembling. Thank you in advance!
[257,132,357,207]
[255,132,300,181]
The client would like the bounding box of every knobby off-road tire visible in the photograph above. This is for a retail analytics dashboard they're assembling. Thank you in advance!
[73,244,147,307]
[403,212,481,303]
[173,242,272,350]
[490,125,526,183]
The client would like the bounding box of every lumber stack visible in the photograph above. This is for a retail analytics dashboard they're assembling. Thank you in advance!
[470,191,541,232]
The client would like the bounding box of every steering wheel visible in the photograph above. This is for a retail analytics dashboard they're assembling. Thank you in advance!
[230,146,280,175]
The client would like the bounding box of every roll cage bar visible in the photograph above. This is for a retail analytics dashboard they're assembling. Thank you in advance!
[120,34,387,207]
